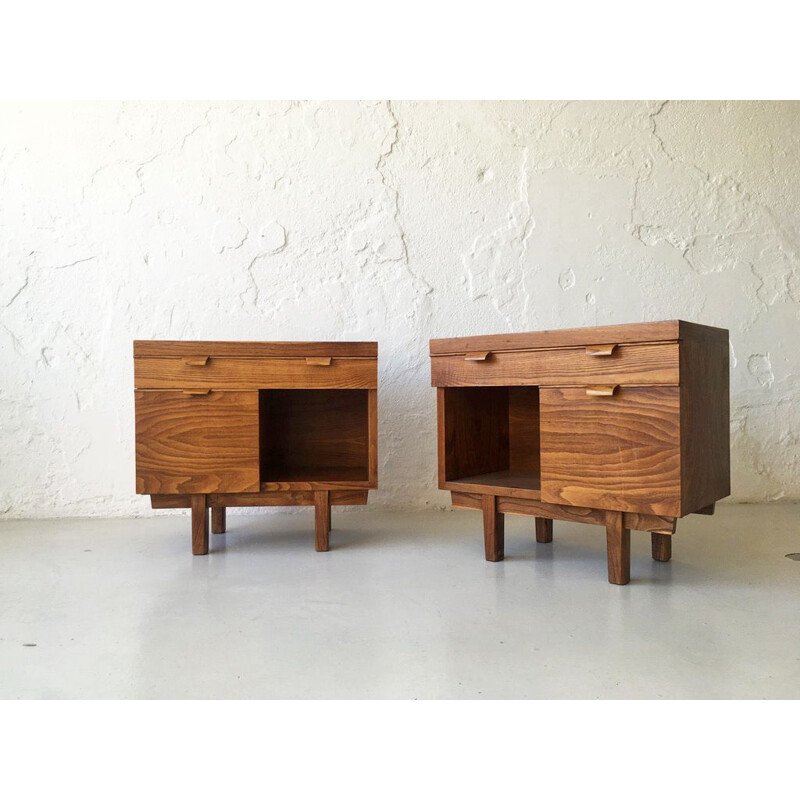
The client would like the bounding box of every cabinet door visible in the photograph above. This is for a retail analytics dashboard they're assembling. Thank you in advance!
[135,390,260,494]
[540,386,680,516]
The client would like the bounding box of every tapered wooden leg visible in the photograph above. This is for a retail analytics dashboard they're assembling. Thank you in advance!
[314,490,330,552]
[535,517,553,543]
[211,507,226,534]
[482,494,504,562]
[605,511,630,585]
[191,494,209,555]
[651,532,672,562]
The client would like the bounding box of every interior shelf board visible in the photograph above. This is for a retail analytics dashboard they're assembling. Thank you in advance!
[446,469,541,497]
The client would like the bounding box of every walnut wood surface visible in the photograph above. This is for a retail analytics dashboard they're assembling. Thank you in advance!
[429,319,726,355]
[431,343,678,387]
[134,341,377,358]
[535,517,553,543]
[680,327,730,514]
[482,494,504,562]
[260,390,372,485]
[438,387,509,483]
[540,385,681,516]
[211,507,226,534]
[450,491,676,533]
[651,532,672,562]
[509,387,540,474]
[150,490,369,508]
[605,510,630,585]
[191,494,209,555]
[135,356,377,389]
[135,390,260,494]
[315,490,331,551]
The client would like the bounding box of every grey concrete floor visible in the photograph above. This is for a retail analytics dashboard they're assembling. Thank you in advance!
[1,504,798,699]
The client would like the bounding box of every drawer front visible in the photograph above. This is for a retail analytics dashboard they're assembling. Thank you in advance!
[134,356,377,389]
[540,386,681,516]
[430,343,679,387]
[135,390,260,494]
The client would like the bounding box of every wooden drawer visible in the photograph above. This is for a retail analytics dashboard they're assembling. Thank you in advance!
[430,343,679,387]
[134,356,377,390]
[135,390,260,494]
[539,385,681,516]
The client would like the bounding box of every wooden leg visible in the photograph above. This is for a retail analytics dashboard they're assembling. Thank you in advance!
[535,517,553,543]
[211,507,226,534]
[191,494,209,556]
[314,490,330,552]
[605,510,630,585]
[482,494,504,562]
[651,532,672,562]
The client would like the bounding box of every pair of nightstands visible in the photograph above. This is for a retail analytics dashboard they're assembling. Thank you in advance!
[134,320,730,585]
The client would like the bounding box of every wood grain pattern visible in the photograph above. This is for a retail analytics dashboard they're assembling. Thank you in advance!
[439,386,509,484]
[605,510,630,585]
[150,490,369,508]
[431,343,678,387]
[651,532,672,562]
[509,387,540,474]
[135,390,260,494]
[445,470,541,498]
[135,356,377,389]
[449,491,676,533]
[482,494,504,562]
[134,341,377,358]
[535,517,553,543]
[540,386,681,516]
[430,320,684,356]
[260,390,372,485]
[191,494,209,555]
[211,507,226,534]
[314,490,330,552]
[680,326,730,514]
[368,389,378,485]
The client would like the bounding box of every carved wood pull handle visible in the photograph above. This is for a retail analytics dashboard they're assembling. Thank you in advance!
[585,344,617,357]
[305,356,332,366]
[464,351,491,361]
[182,389,212,396]
[585,385,618,397]
[182,356,210,366]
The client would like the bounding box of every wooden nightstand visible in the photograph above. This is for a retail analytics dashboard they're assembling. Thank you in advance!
[134,341,378,554]
[430,321,730,584]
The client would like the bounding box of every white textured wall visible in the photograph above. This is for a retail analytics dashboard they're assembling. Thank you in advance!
[1,100,798,517]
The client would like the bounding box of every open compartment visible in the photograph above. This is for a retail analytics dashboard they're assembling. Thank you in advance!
[259,389,370,485]
[440,386,541,494]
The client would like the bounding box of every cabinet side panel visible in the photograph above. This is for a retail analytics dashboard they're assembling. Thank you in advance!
[680,331,731,514]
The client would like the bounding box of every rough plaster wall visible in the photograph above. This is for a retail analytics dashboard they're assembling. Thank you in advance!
[1,100,798,517]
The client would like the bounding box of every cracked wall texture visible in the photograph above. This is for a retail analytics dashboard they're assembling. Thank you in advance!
[1,100,798,517]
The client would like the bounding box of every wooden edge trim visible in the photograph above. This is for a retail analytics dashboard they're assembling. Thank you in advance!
[449,492,676,533]
[692,503,716,516]
[150,490,369,508]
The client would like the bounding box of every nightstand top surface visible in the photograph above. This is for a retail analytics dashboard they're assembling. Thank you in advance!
[429,319,727,355]
[134,340,377,358]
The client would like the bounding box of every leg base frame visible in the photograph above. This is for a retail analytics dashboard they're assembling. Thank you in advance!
[451,491,678,585]
[147,490,372,555]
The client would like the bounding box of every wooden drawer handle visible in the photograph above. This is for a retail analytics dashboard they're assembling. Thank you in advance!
[585,385,618,397]
[305,356,332,366]
[464,351,491,361]
[182,356,210,366]
[585,344,617,357]
[182,389,212,396]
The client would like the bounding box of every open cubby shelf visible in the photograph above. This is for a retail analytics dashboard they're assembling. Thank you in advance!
[259,389,371,485]
[441,385,541,497]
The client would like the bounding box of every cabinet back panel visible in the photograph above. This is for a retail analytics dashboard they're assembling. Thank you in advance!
[260,390,369,480]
